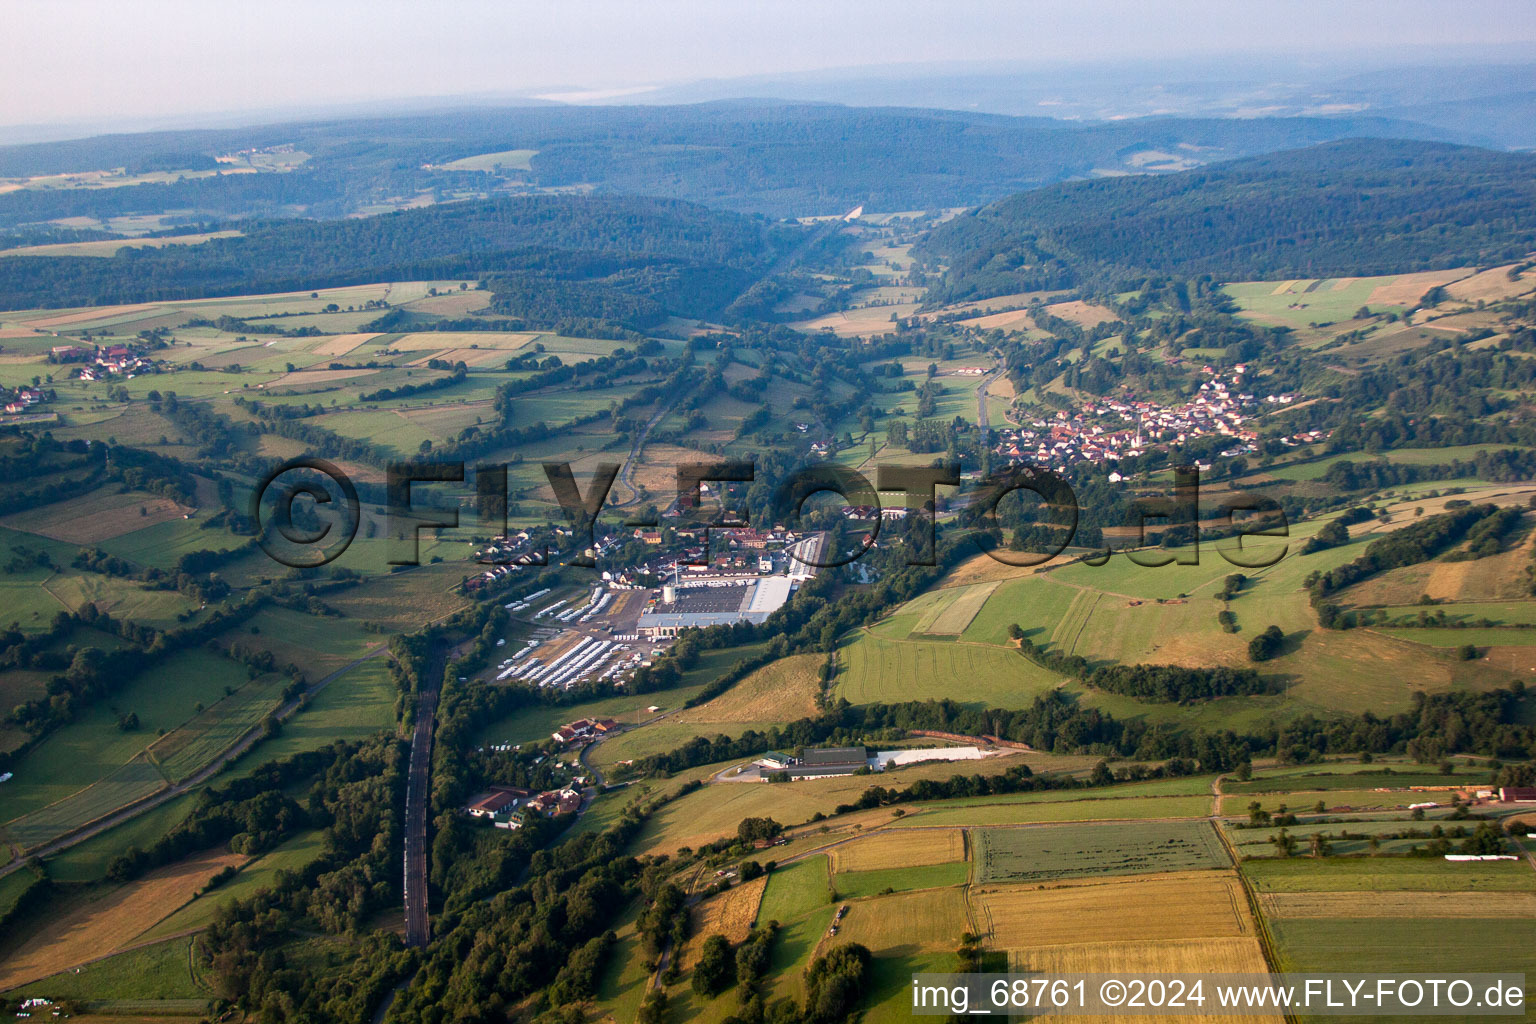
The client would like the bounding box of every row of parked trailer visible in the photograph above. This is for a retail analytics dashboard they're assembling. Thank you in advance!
[495,634,641,688]
[503,588,552,614]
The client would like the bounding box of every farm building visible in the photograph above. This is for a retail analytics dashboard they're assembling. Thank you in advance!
[551,717,618,744]
[465,787,531,818]
[783,746,869,779]
[1499,786,1536,803]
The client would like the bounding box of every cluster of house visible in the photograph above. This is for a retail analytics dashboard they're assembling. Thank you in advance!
[550,717,619,745]
[464,784,584,829]
[991,367,1280,472]
[465,526,583,591]
[50,342,154,379]
[840,505,912,522]
[1,385,45,416]
[1276,429,1331,448]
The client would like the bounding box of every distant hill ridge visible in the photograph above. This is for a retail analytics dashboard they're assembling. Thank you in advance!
[919,138,1536,302]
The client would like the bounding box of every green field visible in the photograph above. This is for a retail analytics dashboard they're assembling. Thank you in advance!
[0,756,167,851]
[835,630,1063,708]
[43,792,197,884]
[1268,917,1536,1007]
[229,655,396,768]
[1227,819,1474,859]
[149,671,291,782]
[0,647,245,830]
[831,860,969,898]
[1242,856,1536,892]
[756,856,832,926]
[1225,275,1421,328]
[975,819,1229,882]
[1222,770,1473,794]
[909,793,1214,828]
[3,935,206,1003]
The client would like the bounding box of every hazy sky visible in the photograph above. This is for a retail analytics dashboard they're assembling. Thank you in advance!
[7,0,1536,126]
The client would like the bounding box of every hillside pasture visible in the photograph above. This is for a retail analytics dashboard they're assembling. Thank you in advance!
[834,630,1063,708]
[910,581,997,636]
[0,647,243,829]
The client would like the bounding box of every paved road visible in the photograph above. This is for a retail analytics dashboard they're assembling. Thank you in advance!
[402,650,446,948]
[0,645,389,880]
[975,362,1005,436]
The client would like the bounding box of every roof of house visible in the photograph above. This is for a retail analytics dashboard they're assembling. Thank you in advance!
[800,746,867,766]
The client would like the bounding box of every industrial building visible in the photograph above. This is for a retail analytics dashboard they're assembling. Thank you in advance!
[636,575,797,638]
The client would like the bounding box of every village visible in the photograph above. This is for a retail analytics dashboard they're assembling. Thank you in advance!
[987,365,1303,474]
[47,341,157,380]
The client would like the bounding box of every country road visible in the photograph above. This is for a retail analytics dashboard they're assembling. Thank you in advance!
[613,380,700,509]
[0,645,389,880]
[976,361,1005,435]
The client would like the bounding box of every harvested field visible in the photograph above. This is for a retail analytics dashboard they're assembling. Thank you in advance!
[958,308,1037,331]
[405,347,513,367]
[976,870,1251,949]
[1444,264,1536,303]
[1260,890,1536,919]
[21,304,160,329]
[975,820,1228,883]
[672,654,822,725]
[831,887,969,954]
[271,367,378,387]
[391,331,537,351]
[679,876,767,969]
[2,490,192,544]
[1044,300,1118,328]
[1366,269,1471,307]
[790,304,920,338]
[0,847,246,990]
[827,828,965,873]
[309,332,380,357]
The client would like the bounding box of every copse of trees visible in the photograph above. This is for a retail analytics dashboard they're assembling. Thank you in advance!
[1248,625,1285,662]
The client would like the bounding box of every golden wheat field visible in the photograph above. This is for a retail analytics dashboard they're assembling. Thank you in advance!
[973,871,1251,949]
[678,876,768,969]
[1010,938,1282,1024]
[1260,890,1536,919]
[826,828,966,873]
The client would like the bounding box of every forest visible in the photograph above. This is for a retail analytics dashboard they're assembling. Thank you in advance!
[920,139,1536,300]
[0,194,790,314]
